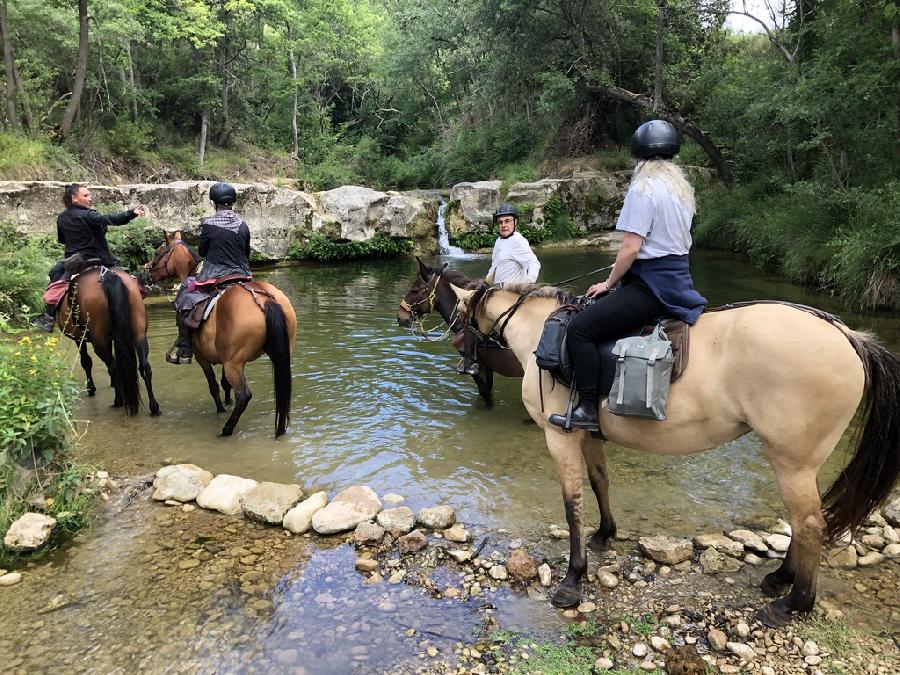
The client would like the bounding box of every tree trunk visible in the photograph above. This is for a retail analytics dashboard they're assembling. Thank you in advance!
[218,75,231,146]
[126,41,138,122]
[0,0,18,129]
[653,0,667,112]
[13,60,32,130]
[59,0,89,138]
[199,105,210,167]
[289,47,298,160]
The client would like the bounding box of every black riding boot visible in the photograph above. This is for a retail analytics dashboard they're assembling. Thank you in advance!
[456,328,480,375]
[166,311,193,365]
[549,396,600,432]
[31,304,57,333]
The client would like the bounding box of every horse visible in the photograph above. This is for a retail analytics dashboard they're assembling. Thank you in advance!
[397,257,524,402]
[141,236,297,437]
[57,266,160,416]
[450,281,900,627]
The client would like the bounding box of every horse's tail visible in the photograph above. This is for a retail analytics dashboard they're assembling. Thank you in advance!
[822,330,900,541]
[263,300,292,437]
[102,272,141,416]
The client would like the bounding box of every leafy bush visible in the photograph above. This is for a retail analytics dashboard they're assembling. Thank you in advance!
[287,233,412,261]
[0,222,61,326]
[105,115,153,161]
[105,219,165,272]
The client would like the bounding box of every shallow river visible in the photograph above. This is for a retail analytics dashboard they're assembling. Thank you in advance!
[3,247,898,673]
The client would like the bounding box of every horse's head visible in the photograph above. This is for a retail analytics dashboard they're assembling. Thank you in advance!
[449,281,492,335]
[140,231,196,286]
[397,257,448,328]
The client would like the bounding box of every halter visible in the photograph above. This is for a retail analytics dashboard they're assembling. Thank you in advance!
[464,282,540,344]
[398,269,459,342]
[142,241,198,283]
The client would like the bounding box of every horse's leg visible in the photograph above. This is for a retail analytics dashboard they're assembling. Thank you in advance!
[221,360,251,437]
[93,343,120,407]
[196,355,226,413]
[757,466,825,628]
[137,338,160,416]
[79,341,96,397]
[472,367,493,404]
[220,370,233,406]
[582,435,616,552]
[545,429,588,608]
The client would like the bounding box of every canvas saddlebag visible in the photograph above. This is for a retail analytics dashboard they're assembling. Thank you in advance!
[608,323,674,421]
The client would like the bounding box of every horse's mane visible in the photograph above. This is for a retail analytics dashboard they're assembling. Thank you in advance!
[492,282,573,304]
[440,267,481,290]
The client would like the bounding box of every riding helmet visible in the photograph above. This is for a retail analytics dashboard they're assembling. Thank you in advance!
[209,181,237,206]
[493,203,519,222]
[630,120,680,159]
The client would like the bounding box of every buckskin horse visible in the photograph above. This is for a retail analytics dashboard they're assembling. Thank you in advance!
[58,266,160,416]
[397,257,523,402]
[141,236,296,437]
[450,281,900,627]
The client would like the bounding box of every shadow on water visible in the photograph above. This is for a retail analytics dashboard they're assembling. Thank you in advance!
[6,247,895,671]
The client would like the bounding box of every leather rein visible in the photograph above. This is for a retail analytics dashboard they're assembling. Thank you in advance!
[398,269,462,342]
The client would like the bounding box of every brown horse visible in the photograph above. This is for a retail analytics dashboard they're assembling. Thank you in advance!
[142,237,297,437]
[58,267,160,416]
[451,281,900,627]
[397,257,523,402]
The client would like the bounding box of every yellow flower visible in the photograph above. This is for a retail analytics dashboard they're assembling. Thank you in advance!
[45,497,55,507]
[18,336,31,344]
[30,355,37,362]
[28,369,37,375]
[13,351,21,356]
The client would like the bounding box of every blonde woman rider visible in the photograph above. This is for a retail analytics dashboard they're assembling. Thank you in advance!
[549,120,707,432]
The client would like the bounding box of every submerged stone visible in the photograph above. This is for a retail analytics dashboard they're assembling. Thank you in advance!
[416,505,456,530]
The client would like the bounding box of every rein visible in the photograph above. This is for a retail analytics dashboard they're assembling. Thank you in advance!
[399,270,460,341]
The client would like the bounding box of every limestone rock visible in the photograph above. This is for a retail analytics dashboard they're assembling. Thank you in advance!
[448,549,472,563]
[382,493,405,505]
[882,543,900,558]
[196,475,259,515]
[857,551,884,567]
[707,629,727,652]
[416,505,456,530]
[883,524,899,544]
[241,482,303,524]
[727,529,768,553]
[3,512,56,552]
[638,535,693,565]
[152,464,213,502]
[883,497,900,527]
[827,545,858,569]
[0,572,23,587]
[398,529,427,554]
[446,181,501,235]
[650,636,670,653]
[353,521,385,543]
[443,524,469,543]
[860,533,886,550]
[764,533,791,553]
[692,533,744,558]
[489,565,509,581]
[538,563,552,587]
[312,486,382,535]
[699,546,741,574]
[595,657,614,670]
[282,491,328,534]
[726,642,756,661]
[632,643,649,658]
[376,507,415,534]
[315,185,387,242]
[355,557,379,573]
[506,549,538,580]
[598,571,619,589]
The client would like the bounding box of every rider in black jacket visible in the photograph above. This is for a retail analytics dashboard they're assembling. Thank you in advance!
[31,184,144,332]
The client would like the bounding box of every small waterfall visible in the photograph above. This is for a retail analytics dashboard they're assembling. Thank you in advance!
[436,201,465,256]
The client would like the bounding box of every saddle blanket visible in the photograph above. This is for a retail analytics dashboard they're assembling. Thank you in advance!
[43,271,148,307]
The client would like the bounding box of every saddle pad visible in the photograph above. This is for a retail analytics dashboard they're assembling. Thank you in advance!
[43,280,70,306]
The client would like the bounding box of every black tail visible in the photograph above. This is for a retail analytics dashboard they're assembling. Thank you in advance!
[822,331,900,540]
[102,273,141,416]
[263,301,292,437]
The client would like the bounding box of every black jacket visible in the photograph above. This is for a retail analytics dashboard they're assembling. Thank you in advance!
[196,210,252,282]
[56,204,138,265]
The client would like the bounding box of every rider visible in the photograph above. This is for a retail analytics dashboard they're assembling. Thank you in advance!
[458,203,541,375]
[31,183,145,332]
[166,181,251,365]
[548,120,707,432]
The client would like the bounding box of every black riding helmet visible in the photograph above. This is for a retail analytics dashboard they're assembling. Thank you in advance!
[630,120,680,160]
[493,203,519,223]
[209,181,237,207]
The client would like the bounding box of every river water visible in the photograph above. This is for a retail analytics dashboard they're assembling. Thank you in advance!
[3,247,899,672]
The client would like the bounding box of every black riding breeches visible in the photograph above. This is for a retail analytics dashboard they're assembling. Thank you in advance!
[566,280,663,401]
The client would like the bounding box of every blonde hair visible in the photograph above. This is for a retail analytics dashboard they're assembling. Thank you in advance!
[631,159,695,213]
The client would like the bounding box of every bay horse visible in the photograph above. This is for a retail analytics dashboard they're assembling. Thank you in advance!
[58,267,160,416]
[397,257,524,402]
[141,236,296,437]
[451,281,900,627]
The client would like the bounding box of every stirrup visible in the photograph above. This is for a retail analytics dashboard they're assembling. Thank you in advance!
[166,346,192,365]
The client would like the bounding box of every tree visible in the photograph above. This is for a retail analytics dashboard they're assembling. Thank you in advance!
[58,0,89,138]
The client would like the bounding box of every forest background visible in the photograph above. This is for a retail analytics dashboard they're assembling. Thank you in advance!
[0,0,897,309]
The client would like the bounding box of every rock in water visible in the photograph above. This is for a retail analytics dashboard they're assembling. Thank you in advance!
[883,497,900,527]
[506,549,538,580]
[0,572,23,587]
[727,529,768,553]
[398,529,427,554]
[4,513,57,552]
[196,475,259,515]
[638,535,693,565]
[416,505,456,530]
[353,521,385,543]
[282,492,328,534]
[312,486,382,535]
[376,507,415,534]
[241,482,303,524]
[443,523,469,542]
[692,533,744,558]
[152,464,213,502]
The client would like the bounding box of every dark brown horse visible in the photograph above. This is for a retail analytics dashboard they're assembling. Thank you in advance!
[397,257,523,401]
[142,237,296,436]
[58,267,160,416]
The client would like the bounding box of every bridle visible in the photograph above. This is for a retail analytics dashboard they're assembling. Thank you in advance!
[398,269,460,342]
[141,241,198,285]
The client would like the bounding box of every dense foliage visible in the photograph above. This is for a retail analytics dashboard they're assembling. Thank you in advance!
[0,223,61,327]
[287,233,412,262]
[0,0,896,305]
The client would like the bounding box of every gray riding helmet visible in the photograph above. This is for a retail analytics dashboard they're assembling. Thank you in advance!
[630,120,680,159]
[493,203,520,223]
[209,181,237,206]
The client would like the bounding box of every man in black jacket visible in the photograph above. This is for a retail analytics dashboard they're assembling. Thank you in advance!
[167,181,252,365]
[31,183,145,332]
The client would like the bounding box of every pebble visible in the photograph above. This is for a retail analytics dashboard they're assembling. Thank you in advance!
[735,622,750,639]
[0,572,23,587]
[488,565,508,581]
[177,559,200,570]
[650,636,669,652]
[426,647,438,657]
[598,571,619,589]
[577,601,597,613]
[594,657,614,670]
[355,558,379,573]
[761,667,776,675]
[805,655,822,666]
[727,642,756,661]
[801,640,820,656]
[858,552,885,567]
[538,563,552,587]
[708,629,728,652]
[632,643,649,658]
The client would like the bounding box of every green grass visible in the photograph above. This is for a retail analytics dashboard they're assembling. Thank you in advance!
[621,612,656,636]
[0,131,87,181]
[509,643,598,675]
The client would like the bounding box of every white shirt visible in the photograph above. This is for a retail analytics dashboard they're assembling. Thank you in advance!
[487,231,541,283]
[615,176,694,259]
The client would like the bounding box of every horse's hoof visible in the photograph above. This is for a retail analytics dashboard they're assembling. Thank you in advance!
[760,573,791,598]
[755,599,794,628]
[87,389,96,397]
[149,407,161,417]
[550,583,581,608]
[221,427,234,437]
[588,530,616,552]
[216,406,226,413]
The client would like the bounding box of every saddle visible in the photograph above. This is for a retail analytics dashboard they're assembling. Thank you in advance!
[182,277,252,330]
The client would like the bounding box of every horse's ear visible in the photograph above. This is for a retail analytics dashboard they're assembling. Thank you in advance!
[416,256,430,277]
[173,230,183,240]
[449,283,475,310]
